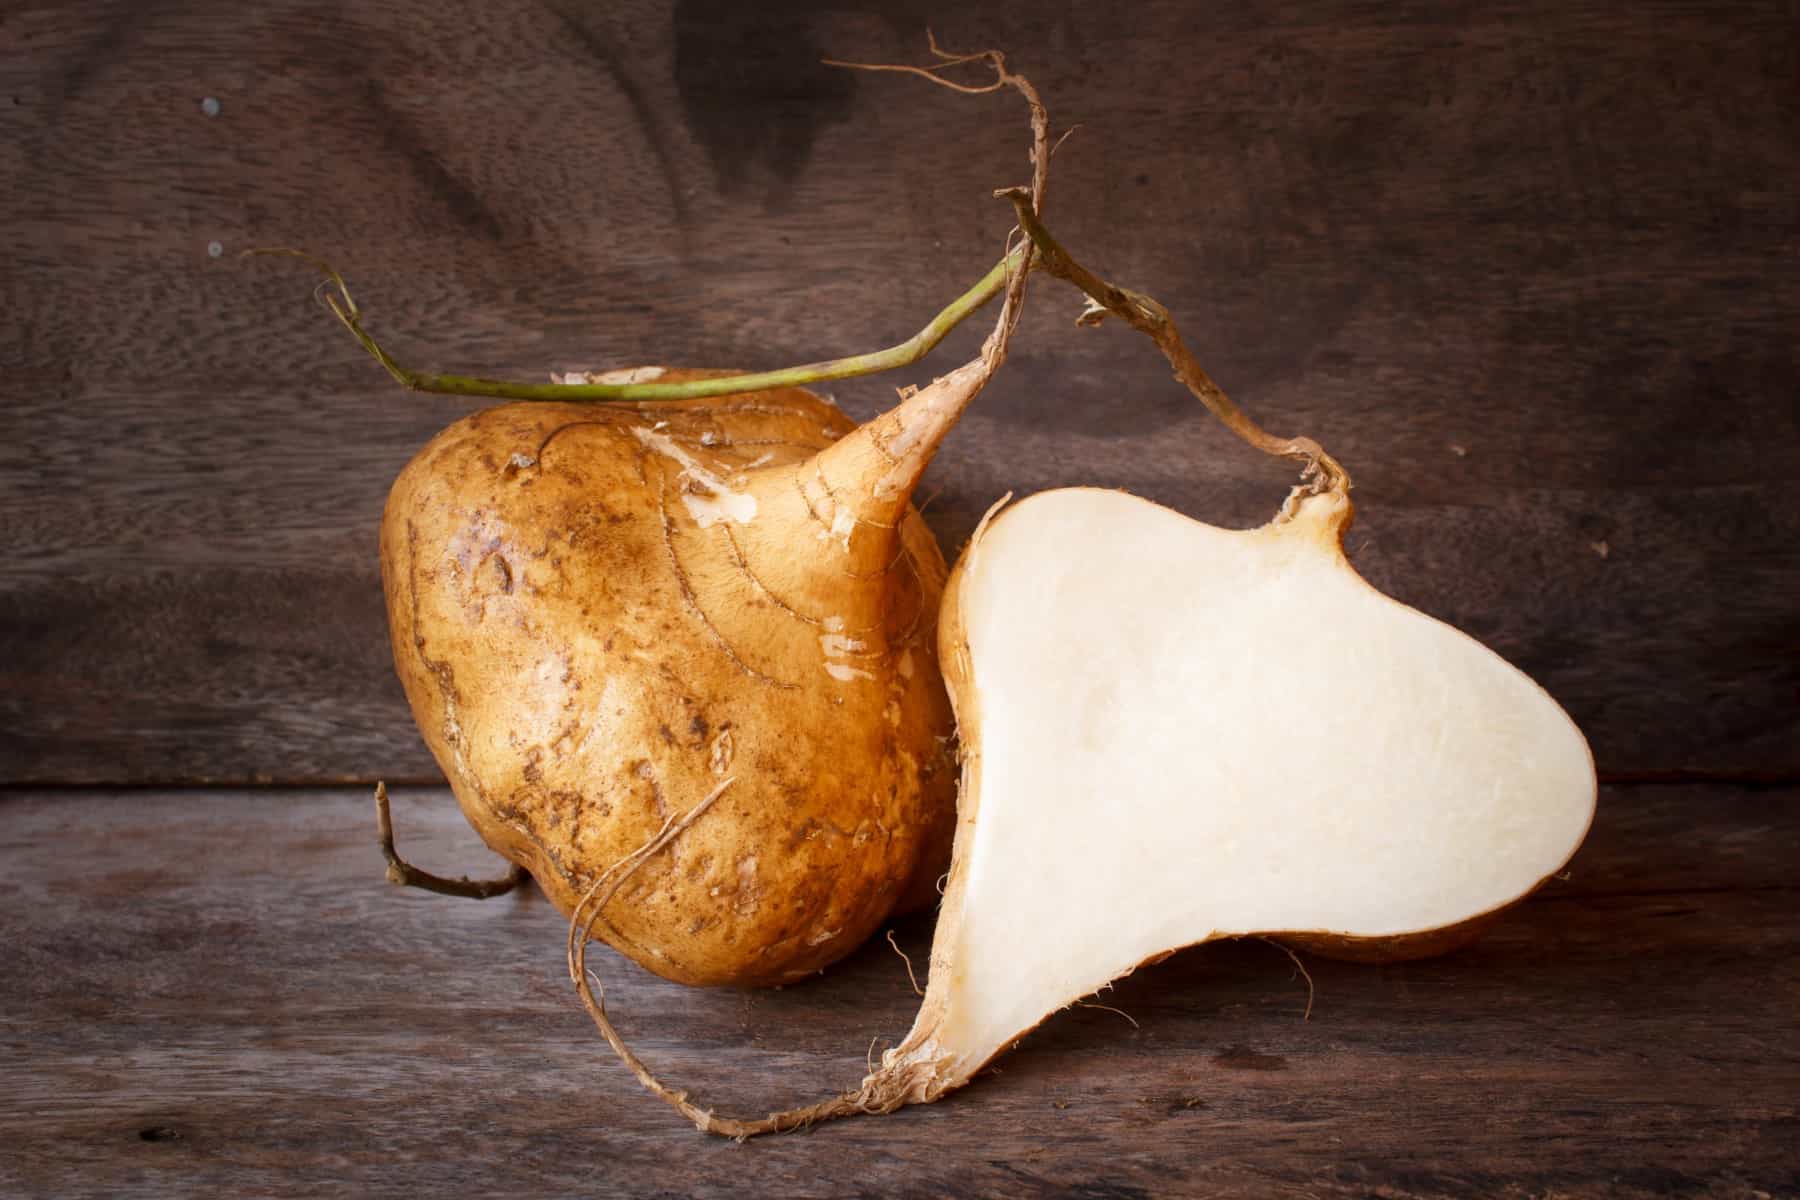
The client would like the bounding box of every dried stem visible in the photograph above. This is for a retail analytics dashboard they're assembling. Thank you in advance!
[831,30,1052,218]
[373,781,526,899]
[249,241,1023,405]
[995,188,1351,507]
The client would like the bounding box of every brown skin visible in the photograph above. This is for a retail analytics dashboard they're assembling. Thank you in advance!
[382,369,967,987]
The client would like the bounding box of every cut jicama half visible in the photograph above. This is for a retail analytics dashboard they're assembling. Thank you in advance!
[864,485,1596,1103]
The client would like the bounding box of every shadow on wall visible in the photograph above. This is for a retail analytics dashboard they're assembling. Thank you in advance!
[671,0,931,206]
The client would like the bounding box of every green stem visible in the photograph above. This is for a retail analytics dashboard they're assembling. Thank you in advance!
[254,245,1026,404]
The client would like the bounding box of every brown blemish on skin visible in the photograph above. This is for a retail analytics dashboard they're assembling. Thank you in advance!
[633,760,670,823]
[403,521,467,744]
[550,788,593,819]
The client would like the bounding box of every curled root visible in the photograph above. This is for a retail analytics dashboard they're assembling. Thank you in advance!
[1073,1000,1140,1029]
[887,929,924,997]
[1259,937,1317,1021]
[374,781,526,899]
[564,777,935,1138]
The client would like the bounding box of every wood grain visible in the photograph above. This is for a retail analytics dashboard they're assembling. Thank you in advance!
[2,0,1796,783]
[1,783,1794,1197]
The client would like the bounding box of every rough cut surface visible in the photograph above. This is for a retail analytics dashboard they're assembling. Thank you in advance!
[381,371,958,986]
[881,487,1594,1092]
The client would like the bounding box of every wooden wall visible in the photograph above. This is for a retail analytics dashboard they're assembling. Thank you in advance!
[3,1,1795,784]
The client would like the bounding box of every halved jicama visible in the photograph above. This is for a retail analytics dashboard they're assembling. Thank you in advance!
[840,204,1601,1111]
[876,484,1597,1098]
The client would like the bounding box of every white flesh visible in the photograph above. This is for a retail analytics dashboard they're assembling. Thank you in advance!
[898,488,1595,1083]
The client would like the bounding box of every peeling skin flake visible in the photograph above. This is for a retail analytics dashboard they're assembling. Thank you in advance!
[829,504,856,547]
[818,618,874,684]
[709,728,735,776]
[596,366,668,385]
[632,426,758,527]
[819,633,867,658]
[557,366,669,386]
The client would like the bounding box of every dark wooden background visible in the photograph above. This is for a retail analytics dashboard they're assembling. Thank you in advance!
[2,1,1795,1196]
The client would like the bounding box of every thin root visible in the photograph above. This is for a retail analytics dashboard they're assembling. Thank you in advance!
[373,781,526,899]
[1074,1000,1141,1029]
[564,777,921,1138]
[887,930,924,997]
[824,30,1011,95]
[1259,937,1317,1021]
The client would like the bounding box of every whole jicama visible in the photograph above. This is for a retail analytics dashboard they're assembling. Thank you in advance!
[372,42,1047,990]
[384,355,1014,987]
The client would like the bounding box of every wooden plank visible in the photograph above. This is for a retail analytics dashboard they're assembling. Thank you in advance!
[1,783,1795,1197]
[2,0,1796,782]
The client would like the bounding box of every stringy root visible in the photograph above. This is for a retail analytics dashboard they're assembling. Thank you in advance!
[1260,937,1318,1021]
[563,776,950,1139]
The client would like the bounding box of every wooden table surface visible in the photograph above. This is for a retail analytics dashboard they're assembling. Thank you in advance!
[3,0,1795,1195]
[5,783,1797,1197]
